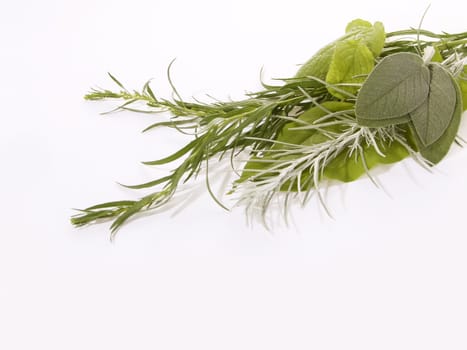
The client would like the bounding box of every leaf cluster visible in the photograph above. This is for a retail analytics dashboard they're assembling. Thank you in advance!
[355,52,464,164]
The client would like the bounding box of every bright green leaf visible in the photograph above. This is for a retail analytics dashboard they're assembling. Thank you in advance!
[275,101,354,145]
[236,155,275,183]
[431,46,444,63]
[345,19,372,33]
[294,41,335,81]
[323,140,409,182]
[362,21,385,58]
[410,63,456,146]
[356,52,430,126]
[345,19,385,57]
[295,19,385,80]
[458,66,467,111]
[326,40,375,99]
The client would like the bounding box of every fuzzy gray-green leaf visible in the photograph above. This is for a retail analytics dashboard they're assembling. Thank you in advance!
[410,63,457,146]
[412,74,463,164]
[356,114,411,128]
[356,53,430,125]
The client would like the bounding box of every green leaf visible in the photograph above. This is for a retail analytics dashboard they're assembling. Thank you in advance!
[323,140,409,182]
[236,155,275,184]
[325,39,375,99]
[142,139,197,165]
[410,63,456,146]
[356,53,430,126]
[85,200,136,210]
[294,41,335,81]
[361,21,385,58]
[411,74,463,164]
[277,101,354,145]
[119,175,172,189]
[356,115,411,128]
[110,201,147,234]
[431,46,444,63]
[345,19,385,57]
[345,19,372,32]
[107,72,127,91]
[458,66,467,111]
[295,19,385,80]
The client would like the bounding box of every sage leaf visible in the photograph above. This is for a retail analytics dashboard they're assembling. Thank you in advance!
[356,114,411,128]
[356,52,430,126]
[410,63,456,146]
[326,39,375,99]
[411,75,463,164]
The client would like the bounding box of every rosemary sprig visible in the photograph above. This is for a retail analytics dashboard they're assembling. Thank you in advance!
[73,71,332,236]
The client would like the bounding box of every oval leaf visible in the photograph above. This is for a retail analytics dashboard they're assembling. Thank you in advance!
[324,139,409,183]
[356,52,430,125]
[295,20,384,80]
[362,21,385,58]
[345,19,372,33]
[411,74,463,164]
[326,39,375,99]
[458,66,467,111]
[410,63,456,146]
[275,101,354,146]
[356,114,411,128]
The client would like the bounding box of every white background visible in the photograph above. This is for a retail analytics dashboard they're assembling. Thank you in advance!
[1,0,467,349]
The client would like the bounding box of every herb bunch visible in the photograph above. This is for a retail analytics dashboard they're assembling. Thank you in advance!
[72,19,467,236]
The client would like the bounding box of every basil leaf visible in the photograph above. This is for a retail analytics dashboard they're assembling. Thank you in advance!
[276,101,353,146]
[356,53,430,126]
[411,75,463,164]
[324,140,409,182]
[345,18,372,32]
[295,20,384,80]
[410,63,456,146]
[431,46,444,63]
[345,19,385,57]
[326,39,375,99]
[362,21,385,58]
[294,41,335,82]
[458,66,467,111]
